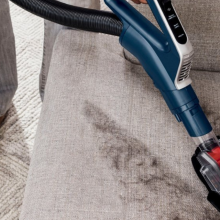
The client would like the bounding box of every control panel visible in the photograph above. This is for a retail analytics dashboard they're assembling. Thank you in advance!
[158,0,187,44]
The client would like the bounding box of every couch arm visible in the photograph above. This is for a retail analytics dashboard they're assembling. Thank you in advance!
[39,0,100,101]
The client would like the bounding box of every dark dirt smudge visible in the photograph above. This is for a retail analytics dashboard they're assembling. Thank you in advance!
[83,101,218,219]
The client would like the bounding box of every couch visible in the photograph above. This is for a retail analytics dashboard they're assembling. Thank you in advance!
[19,0,220,219]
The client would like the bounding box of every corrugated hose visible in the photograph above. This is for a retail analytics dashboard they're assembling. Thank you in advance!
[10,0,123,36]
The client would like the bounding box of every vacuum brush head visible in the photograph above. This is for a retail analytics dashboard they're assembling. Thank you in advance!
[192,136,220,212]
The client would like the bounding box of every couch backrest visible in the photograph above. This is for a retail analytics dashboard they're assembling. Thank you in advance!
[174,0,220,72]
[102,0,220,72]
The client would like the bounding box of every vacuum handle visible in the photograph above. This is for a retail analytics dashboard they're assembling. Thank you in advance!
[104,0,170,53]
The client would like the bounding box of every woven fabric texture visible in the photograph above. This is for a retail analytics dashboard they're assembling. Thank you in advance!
[40,0,100,100]
[20,30,220,220]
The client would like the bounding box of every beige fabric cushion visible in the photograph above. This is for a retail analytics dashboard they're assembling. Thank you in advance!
[104,1,220,72]
[20,30,220,219]
[40,0,100,100]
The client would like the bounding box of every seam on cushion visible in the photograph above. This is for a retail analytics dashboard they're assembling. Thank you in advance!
[40,20,68,100]
[122,49,142,66]
[122,49,220,73]
[191,68,220,74]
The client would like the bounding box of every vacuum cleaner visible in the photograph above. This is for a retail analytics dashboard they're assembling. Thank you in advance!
[9,0,220,211]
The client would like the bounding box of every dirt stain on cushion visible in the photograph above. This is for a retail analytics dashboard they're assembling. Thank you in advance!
[84,101,218,219]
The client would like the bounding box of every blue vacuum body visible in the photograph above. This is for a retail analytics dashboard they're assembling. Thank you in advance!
[105,0,220,211]
[105,0,211,138]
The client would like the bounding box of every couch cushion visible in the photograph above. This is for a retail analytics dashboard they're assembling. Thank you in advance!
[20,30,220,220]
[40,0,100,100]
[108,1,220,72]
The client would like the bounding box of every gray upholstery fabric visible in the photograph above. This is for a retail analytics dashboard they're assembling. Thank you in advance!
[20,30,220,220]
[0,0,17,116]
[125,1,220,72]
[39,0,100,100]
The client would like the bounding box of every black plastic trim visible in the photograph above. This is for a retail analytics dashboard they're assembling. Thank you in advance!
[192,148,220,212]
[158,0,187,44]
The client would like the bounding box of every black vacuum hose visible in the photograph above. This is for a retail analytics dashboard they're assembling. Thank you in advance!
[10,0,123,36]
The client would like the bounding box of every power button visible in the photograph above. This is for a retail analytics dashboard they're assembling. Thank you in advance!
[160,0,171,6]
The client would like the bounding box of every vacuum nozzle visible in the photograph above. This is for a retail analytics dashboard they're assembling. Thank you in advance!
[192,134,220,212]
